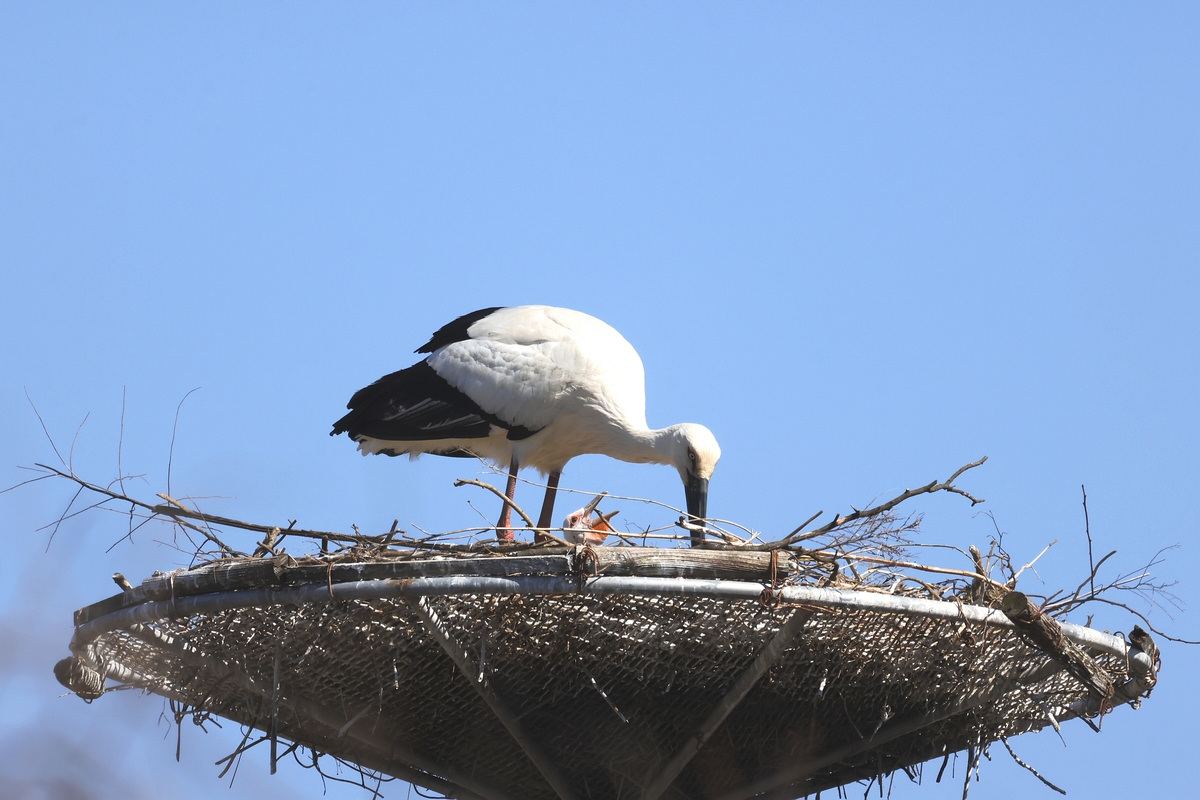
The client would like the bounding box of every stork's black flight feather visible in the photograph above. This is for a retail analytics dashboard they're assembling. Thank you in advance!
[331,361,494,443]
[415,306,504,354]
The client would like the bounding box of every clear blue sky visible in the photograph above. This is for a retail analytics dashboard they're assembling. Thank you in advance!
[1,3,1196,798]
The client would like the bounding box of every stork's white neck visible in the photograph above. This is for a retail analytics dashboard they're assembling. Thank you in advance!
[611,425,683,467]
[513,417,718,481]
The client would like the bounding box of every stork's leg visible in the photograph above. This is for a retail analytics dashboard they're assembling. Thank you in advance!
[496,457,519,541]
[534,470,562,541]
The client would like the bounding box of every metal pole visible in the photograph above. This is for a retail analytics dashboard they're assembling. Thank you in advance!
[641,608,814,800]
[408,596,581,800]
[717,658,1067,800]
[71,575,1151,672]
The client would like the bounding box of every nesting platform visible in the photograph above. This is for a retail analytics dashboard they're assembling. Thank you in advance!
[59,547,1157,800]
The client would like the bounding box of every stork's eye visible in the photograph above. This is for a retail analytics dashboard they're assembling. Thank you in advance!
[688,449,696,463]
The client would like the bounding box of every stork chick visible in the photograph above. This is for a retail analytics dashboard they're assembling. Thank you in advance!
[562,493,620,546]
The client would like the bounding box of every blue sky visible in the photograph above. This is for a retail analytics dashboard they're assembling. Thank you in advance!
[1,3,1196,798]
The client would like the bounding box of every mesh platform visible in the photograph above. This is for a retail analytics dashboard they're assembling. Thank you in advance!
[58,547,1157,800]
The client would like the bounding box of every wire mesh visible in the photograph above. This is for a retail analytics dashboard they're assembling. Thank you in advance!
[62,550,1148,800]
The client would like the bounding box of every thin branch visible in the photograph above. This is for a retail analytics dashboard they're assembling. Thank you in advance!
[104,513,157,553]
[36,494,115,533]
[25,388,66,468]
[1056,596,1200,644]
[214,731,269,775]
[453,478,536,530]
[118,387,128,496]
[36,463,244,557]
[675,518,749,545]
[157,493,194,512]
[0,471,57,496]
[1012,540,1057,585]
[834,553,1010,591]
[671,513,763,543]
[68,411,90,474]
[784,510,825,541]
[167,387,200,498]
[43,485,84,551]
[1001,738,1065,795]
[764,457,988,549]
[1082,484,1095,600]
[961,743,979,800]
[1054,550,1118,612]
[149,501,380,547]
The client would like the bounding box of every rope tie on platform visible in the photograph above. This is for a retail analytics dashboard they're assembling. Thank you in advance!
[758,550,784,609]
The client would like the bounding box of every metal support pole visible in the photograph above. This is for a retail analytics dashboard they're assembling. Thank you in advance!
[731,631,1157,800]
[715,658,1067,800]
[408,596,581,800]
[642,608,814,800]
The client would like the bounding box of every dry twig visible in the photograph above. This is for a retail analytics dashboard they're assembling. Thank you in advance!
[453,477,536,529]
[703,457,988,553]
[1001,738,1066,795]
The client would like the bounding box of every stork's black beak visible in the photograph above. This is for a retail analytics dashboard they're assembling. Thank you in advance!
[685,474,709,547]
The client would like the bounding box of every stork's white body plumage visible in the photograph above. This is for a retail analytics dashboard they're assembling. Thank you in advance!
[361,307,650,471]
[331,305,720,542]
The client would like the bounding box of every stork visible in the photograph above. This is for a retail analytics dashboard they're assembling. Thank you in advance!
[330,305,721,544]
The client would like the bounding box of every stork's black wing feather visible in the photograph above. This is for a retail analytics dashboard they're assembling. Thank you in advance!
[415,307,504,354]
[331,360,534,443]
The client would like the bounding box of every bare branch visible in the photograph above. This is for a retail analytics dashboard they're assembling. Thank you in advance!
[167,387,200,498]
[43,484,84,551]
[0,471,57,496]
[764,456,988,549]
[104,512,157,554]
[783,510,825,541]
[1053,549,1118,612]
[1057,596,1200,644]
[836,553,1010,591]
[118,386,128,502]
[1012,540,1057,585]
[1082,484,1095,600]
[36,494,116,533]
[24,388,66,468]
[675,518,749,545]
[68,411,90,474]
[453,477,536,530]
[1001,738,1065,795]
[36,463,244,557]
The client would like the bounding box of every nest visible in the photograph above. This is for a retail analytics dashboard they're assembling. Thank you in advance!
[61,550,1158,800]
[47,458,1163,799]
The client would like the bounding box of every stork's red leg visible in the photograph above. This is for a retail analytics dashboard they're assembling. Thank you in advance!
[534,470,562,541]
[496,457,519,541]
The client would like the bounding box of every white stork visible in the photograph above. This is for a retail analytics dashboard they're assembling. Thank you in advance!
[330,305,721,544]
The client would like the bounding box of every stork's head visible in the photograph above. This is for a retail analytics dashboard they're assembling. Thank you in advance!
[666,423,721,524]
